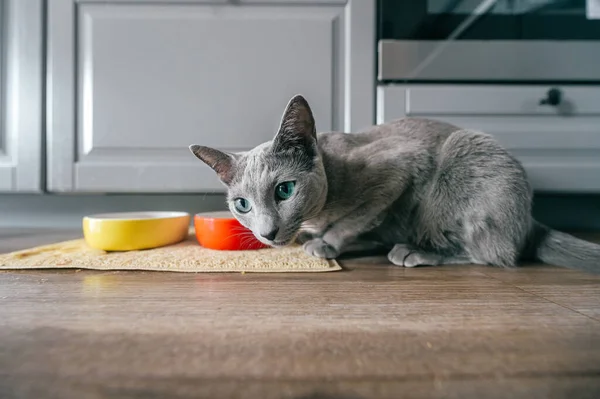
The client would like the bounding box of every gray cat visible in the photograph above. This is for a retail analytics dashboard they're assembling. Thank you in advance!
[190,95,600,273]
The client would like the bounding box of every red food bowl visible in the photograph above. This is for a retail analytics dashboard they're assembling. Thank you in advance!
[194,211,269,250]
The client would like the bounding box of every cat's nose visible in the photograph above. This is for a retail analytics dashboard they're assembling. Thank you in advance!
[260,228,279,241]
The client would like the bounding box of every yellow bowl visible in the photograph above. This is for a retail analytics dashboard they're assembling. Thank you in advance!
[83,211,190,251]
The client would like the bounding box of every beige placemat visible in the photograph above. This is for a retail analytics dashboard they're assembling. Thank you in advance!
[0,234,341,273]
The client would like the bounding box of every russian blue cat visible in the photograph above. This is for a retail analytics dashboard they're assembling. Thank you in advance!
[190,95,600,272]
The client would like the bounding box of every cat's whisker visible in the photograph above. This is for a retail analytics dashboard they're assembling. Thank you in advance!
[222,231,251,240]
[239,236,251,250]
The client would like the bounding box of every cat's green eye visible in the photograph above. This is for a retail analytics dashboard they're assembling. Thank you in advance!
[275,181,296,201]
[233,198,252,213]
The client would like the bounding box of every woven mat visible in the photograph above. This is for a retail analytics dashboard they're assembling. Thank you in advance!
[0,234,341,273]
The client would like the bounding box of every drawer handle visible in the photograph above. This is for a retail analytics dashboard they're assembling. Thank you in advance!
[539,88,562,106]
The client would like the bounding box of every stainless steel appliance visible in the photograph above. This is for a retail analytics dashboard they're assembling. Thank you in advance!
[378,0,600,82]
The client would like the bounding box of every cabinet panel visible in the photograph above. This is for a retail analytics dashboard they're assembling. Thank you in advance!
[47,0,375,192]
[0,0,43,193]
[377,85,600,193]
[79,4,335,153]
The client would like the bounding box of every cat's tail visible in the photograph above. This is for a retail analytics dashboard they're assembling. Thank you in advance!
[528,221,600,274]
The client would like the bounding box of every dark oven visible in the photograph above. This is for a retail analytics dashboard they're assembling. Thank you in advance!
[378,0,600,82]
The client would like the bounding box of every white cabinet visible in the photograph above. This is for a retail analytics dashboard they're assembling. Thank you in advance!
[0,0,43,192]
[377,85,600,193]
[47,0,375,192]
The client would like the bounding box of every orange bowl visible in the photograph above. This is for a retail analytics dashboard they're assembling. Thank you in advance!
[194,211,269,251]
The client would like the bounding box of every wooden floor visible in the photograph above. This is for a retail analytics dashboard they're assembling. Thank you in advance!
[1,229,600,399]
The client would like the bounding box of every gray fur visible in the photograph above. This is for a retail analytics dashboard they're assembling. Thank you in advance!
[190,95,600,273]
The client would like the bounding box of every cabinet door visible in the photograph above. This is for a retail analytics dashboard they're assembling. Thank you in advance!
[377,85,600,193]
[0,0,43,192]
[47,0,375,192]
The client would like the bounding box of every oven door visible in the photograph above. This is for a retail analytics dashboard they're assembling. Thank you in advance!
[378,0,600,82]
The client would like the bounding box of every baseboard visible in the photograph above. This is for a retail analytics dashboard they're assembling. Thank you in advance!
[0,193,599,231]
[0,193,227,228]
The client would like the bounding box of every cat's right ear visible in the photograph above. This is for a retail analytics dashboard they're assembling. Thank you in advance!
[189,145,236,185]
[272,94,317,156]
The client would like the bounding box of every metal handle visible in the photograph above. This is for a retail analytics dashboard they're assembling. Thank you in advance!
[539,88,562,106]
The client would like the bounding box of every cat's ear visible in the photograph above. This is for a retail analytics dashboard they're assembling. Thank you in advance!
[189,145,236,185]
[272,95,317,156]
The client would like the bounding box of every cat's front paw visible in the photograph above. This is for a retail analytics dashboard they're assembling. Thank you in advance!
[387,244,415,267]
[303,238,339,259]
[388,244,442,267]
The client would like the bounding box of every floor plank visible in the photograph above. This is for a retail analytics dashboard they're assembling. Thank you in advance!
[481,266,600,321]
[0,228,80,254]
[3,375,600,399]
[1,228,600,399]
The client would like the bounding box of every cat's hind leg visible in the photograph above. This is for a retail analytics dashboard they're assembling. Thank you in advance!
[461,217,522,267]
[429,129,530,267]
[387,244,472,267]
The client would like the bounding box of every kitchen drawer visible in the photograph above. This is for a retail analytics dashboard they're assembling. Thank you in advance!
[394,85,600,116]
[377,84,600,193]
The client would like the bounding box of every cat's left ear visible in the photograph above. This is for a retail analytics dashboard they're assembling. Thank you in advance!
[189,145,237,185]
[272,94,317,156]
